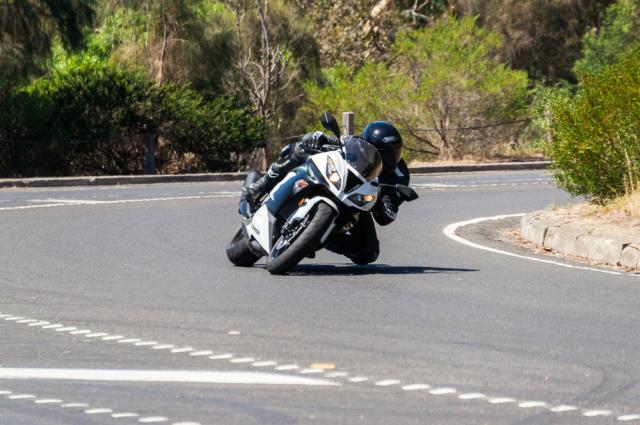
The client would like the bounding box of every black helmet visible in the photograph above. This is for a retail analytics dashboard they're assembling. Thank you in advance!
[362,121,403,170]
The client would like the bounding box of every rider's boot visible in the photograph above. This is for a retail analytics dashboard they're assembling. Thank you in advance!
[240,145,303,215]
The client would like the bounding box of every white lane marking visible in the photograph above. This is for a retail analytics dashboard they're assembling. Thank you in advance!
[34,399,63,404]
[85,408,114,414]
[41,324,63,329]
[518,401,548,408]
[583,410,613,417]
[619,415,640,421]
[112,413,140,418]
[443,214,636,277]
[375,379,401,387]
[228,331,241,335]
[70,329,92,334]
[209,353,233,360]
[4,316,25,321]
[85,332,109,338]
[229,357,255,364]
[0,368,338,386]
[172,423,202,425]
[550,405,579,413]
[152,344,175,350]
[139,417,168,423]
[55,326,77,332]
[170,347,194,354]
[134,341,158,346]
[429,387,456,395]
[299,369,324,374]
[8,394,36,399]
[252,361,277,367]
[189,350,214,357]
[118,338,141,344]
[348,376,369,383]
[28,321,49,326]
[402,384,430,391]
[488,397,517,404]
[274,365,299,371]
[102,335,125,341]
[0,390,12,395]
[458,393,486,400]
[0,194,238,212]
[62,403,90,408]
[15,319,37,324]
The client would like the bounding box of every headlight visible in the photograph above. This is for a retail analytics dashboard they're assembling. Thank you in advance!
[326,157,341,189]
[348,193,376,206]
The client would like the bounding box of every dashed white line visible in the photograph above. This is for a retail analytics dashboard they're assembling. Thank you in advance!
[401,384,430,391]
[189,350,214,357]
[618,415,640,421]
[458,393,486,400]
[488,397,517,404]
[550,405,579,413]
[209,353,233,360]
[348,376,369,383]
[429,387,456,395]
[85,408,115,414]
[252,361,277,367]
[374,379,401,387]
[583,410,613,417]
[518,401,548,408]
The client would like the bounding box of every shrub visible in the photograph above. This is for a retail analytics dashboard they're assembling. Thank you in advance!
[0,56,266,177]
[546,46,640,202]
[304,17,531,160]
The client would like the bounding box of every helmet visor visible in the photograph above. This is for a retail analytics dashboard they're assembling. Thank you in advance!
[343,136,383,181]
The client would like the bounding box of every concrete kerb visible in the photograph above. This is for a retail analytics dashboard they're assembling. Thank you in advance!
[520,213,639,271]
[0,161,549,189]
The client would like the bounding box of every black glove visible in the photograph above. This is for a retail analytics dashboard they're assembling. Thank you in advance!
[300,131,326,152]
[372,191,401,226]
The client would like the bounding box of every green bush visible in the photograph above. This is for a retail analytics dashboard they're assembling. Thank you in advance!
[304,17,531,160]
[547,46,640,202]
[0,55,266,177]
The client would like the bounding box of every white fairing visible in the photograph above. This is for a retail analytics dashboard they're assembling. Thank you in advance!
[244,146,380,255]
[310,151,380,211]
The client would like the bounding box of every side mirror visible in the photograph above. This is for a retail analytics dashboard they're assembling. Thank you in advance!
[320,112,341,138]
[395,185,419,202]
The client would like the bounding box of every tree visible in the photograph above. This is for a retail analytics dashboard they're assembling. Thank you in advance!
[455,0,613,83]
[574,0,640,77]
[305,16,530,160]
[0,0,93,77]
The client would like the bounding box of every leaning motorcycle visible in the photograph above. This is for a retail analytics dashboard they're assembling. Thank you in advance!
[226,112,418,275]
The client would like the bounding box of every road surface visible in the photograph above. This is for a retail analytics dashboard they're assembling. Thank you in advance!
[1,170,639,425]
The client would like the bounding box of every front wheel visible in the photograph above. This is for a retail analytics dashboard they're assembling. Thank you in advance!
[266,203,336,275]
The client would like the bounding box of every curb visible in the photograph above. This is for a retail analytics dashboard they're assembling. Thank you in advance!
[0,161,549,189]
[520,214,639,271]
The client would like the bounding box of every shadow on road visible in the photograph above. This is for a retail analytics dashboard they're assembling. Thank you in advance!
[287,263,478,276]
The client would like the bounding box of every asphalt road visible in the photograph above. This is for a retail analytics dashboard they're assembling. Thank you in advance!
[1,170,639,425]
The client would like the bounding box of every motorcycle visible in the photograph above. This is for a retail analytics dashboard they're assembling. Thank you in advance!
[226,112,419,275]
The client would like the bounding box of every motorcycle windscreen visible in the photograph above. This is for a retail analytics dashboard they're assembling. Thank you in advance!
[343,137,383,181]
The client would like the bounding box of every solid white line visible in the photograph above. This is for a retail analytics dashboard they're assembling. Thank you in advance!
[0,368,338,386]
[443,214,635,277]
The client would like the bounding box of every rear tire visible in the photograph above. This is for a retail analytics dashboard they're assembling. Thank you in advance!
[266,203,336,275]
[226,227,261,267]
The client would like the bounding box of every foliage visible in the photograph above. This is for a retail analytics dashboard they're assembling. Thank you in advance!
[546,46,640,202]
[573,0,640,77]
[456,0,613,83]
[305,16,530,160]
[0,55,265,177]
[0,0,94,77]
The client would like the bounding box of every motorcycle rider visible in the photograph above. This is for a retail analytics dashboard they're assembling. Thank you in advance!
[240,121,410,265]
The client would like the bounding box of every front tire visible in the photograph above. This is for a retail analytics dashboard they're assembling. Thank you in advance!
[226,227,261,267]
[266,203,336,275]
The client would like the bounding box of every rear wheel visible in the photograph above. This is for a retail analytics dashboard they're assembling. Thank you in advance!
[226,227,261,267]
[266,203,336,275]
